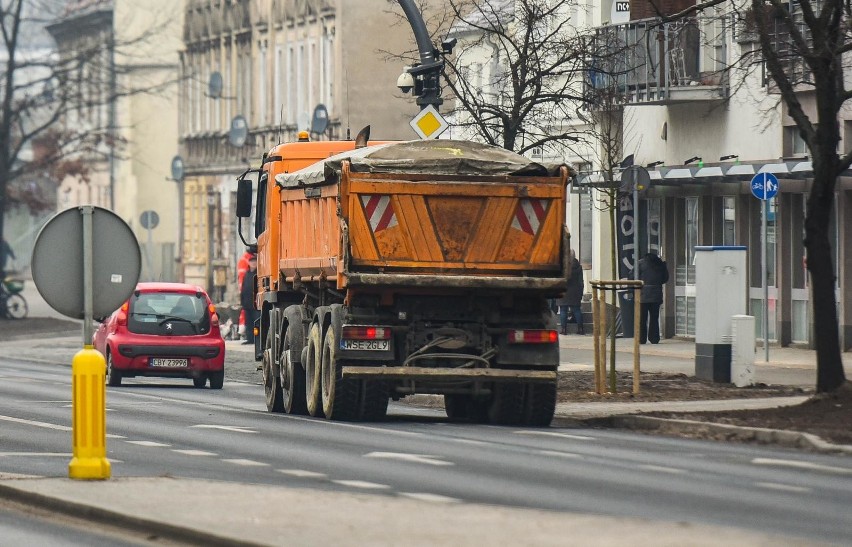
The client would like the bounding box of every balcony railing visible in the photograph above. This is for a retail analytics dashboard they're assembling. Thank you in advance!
[588,16,728,105]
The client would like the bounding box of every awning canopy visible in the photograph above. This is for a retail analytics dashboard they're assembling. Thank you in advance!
[575,159,818,187]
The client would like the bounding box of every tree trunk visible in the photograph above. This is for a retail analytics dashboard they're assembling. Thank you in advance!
[806,163,847,392]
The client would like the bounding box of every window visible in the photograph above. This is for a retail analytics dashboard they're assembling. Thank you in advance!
[785,126,807,157]
[258,43,268,126]
[274,45,283,125]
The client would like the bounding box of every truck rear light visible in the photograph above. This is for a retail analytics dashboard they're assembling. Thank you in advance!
[342,326,391,340]
[508,330,558,344]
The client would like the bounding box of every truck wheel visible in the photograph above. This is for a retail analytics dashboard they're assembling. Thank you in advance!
[487,382,525,425]
[523,382,557,427]
[359,381,389,421]
[262,333,284,412]
[444,394,488,423]
[320,324,360,420]
[281,328,308,415]
[305,322,324,417]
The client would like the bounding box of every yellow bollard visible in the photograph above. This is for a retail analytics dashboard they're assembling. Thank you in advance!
[68,345,111,480]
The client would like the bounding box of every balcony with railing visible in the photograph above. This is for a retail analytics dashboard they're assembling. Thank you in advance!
[588,16,728,106]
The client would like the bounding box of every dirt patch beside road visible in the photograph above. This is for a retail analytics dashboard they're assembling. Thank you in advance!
[562,370,852,448]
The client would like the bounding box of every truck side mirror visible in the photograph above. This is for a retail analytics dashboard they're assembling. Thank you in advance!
[236,177,253,218]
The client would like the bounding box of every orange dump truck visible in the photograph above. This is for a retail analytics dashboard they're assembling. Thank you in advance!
[236,137,573,426]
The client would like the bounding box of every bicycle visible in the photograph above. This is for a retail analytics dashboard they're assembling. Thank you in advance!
[0,275,28,319]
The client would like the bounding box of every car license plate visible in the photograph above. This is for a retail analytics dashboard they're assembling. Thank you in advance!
[150,358,188,368]
[341,339,389,351]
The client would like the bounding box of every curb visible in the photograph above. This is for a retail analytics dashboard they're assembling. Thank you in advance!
[0,480,265,547]
[593,415,852,454]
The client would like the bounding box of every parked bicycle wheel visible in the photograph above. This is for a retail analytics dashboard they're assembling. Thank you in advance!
[4,294,28,319]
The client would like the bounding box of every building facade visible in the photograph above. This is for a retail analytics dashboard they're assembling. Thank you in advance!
[47,0,183,282]
[446,0,852,350]
[179,0,425,303]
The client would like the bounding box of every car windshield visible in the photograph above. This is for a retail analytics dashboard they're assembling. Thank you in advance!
[128,291,210,335]
[132,292,205,321]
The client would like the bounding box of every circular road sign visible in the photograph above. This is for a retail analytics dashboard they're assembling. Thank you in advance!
[31,207,141,319]
[140,210,159,230]
[170,155,185,183]
[229,115,248,147]
[751,172,779,200]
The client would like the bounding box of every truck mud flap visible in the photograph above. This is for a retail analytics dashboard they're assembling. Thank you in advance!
[340,366,556,382]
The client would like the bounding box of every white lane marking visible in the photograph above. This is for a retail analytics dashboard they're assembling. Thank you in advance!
[515,431,596,441]
[755,482,812,493]
[452,439,488,446]
[0,472,42,479]
[752,458,852,475]
[332,480,391,490]
[538,450,583,459]
[190,425,257,434]
[222,458,269,467]
[638,464,687,475]
[106,434,126,439]
[278,469,328,479]
[0,414,69,431]
[364,452,454,467]
[0,452,69,457]
[172,449,217,457]
[399,492,461,504]
[125,441,171,447]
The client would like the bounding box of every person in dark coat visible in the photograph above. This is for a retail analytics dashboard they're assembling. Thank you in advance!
[637,250,669,344]
[557,257,585,335]
[240,254,258,345]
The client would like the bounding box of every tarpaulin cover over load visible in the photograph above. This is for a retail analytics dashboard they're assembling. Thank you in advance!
[275,139,568,188]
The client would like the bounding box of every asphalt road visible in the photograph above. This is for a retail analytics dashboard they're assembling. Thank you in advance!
[0,342,851,545]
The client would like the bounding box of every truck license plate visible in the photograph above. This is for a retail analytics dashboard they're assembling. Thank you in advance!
[341,339,389,351]
[150,358,188,367]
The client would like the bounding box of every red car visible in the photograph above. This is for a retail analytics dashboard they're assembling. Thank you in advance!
[93,282,226,389]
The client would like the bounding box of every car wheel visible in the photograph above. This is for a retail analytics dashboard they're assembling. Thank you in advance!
[487,382,525,425]
[304,321,324,417]
[208,371,224,390]
[320,323,360,421]
[4,294,27,319]
[281,326,308,415]
[262,333,284,412]
[106,350,122,387]
[193,376,207,388]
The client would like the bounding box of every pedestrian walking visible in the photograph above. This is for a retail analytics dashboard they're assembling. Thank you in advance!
[240,254,258,345]
[637,250,669,344]
[236,248,255,339]
[557,257,585,335]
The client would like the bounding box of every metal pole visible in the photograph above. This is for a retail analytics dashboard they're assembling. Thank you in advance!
[81,206,94,345]
[633,286,641,394]
[762,188,769,362]
[146,221,154,282]
[592,285,601,393]
[634,187,639,283]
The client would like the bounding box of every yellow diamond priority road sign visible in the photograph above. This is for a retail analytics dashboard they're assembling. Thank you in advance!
[409,105,449,140]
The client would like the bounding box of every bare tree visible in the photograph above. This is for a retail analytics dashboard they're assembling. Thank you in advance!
[439,0,591,155]
[0,0,178,264]
[653,0,848,393]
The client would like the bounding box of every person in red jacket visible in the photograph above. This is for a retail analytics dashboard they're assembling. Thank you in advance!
[236,248,254,339]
